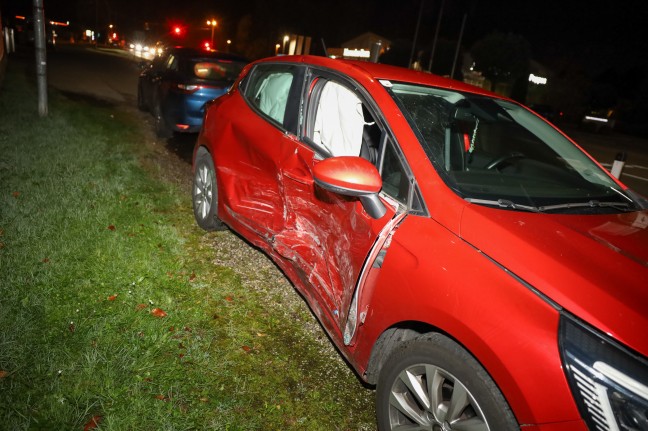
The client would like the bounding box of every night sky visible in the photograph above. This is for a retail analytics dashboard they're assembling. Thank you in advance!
[3,0,648,119]
[3,0,646,68]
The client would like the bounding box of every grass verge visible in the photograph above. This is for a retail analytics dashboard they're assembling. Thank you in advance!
[0,59,375,430]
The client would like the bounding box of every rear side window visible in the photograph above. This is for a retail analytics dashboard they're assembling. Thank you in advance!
[191,60,246,82]
[242,64,303,133]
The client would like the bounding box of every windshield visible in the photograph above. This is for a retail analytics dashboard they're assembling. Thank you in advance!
[388,82,637,213]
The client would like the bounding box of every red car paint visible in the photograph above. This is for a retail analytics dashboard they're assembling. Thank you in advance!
[194,55,648,430]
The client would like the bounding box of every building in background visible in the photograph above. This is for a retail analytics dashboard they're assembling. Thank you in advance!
[328,32,390,61]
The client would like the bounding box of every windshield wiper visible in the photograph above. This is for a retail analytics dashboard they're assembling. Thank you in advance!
[465,198,540,212]
[465,198,633,213]
[538,200,632,212]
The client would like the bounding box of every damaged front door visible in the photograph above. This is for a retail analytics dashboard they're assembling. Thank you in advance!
[273,76,401,336]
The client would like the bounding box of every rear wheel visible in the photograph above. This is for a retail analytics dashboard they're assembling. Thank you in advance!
[192,151,226,231]
[153,98,172,139]
[376,333,518,431]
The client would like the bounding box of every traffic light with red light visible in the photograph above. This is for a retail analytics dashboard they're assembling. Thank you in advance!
[171,24,185,37]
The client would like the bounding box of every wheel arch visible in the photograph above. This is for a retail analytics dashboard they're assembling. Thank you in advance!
[365,321,458,386]
[365,321,523,426]
[192,137,214,171]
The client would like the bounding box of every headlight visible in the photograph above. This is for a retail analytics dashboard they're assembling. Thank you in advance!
[560,314,648,431]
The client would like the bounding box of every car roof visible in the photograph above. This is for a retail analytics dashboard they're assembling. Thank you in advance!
[254,55,502,100]
[168,46,248,63]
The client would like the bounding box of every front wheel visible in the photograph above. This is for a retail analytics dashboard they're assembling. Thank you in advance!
[192,151,226,231]
[137,82,148,112]
[376,333,518,431]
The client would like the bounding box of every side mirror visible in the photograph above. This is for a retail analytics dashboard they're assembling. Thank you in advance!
[312,156,387,219]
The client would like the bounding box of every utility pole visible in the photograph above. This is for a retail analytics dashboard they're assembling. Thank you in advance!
[33,0,48,116]
[408,0,424,69]
[427,0,444,72]
[450,12,467,79]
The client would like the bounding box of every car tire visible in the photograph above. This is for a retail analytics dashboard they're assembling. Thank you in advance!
[153,99,172,139]
[376,333,519,431]
[192,151,226,231]
[137,83,148,112]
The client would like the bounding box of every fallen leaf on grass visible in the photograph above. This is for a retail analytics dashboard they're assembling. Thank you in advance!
[107,294,118,301]
[154,394,169,401]
[83,415,102,431]
[225,295,234,302]
[107,225,116,231]
[12,192,20,198]
[42,258,49,263]
[241,345,252,353]
[0,370,8,378]
[135,303,147,311]
[151,308,167,318]
[189,272,196,282]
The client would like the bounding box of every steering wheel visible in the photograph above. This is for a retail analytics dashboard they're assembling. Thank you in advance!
[486,152,526,170]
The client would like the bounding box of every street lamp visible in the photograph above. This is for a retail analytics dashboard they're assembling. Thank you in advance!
[206,19,217,47]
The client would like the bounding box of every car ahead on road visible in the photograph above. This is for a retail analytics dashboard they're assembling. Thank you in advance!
[581,108,617,133]
[191,55,648,431]
[137,47,248,137]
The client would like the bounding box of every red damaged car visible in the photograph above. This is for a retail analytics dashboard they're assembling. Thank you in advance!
[192,55,648,431]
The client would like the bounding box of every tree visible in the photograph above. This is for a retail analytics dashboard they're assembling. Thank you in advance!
[470,32,531,100]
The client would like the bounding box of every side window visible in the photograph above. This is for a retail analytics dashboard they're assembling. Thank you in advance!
[380,138,410,205]
[242,64,302,133]
[310,80,365,157]
[303,73,423,212]
[165,55,178,71]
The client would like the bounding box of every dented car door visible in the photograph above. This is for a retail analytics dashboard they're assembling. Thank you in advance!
[273,74,400,335]
[215,63,305,239]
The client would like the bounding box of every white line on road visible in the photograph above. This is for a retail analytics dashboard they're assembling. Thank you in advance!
[622,173,648,182]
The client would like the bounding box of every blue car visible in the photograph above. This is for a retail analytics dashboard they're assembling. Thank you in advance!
[137,47,248,137]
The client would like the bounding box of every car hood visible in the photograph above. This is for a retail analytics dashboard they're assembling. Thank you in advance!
[460,205,648,356]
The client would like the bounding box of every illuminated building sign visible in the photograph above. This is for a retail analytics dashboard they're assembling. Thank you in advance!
[528,73,548,85]
[343,48,370,59]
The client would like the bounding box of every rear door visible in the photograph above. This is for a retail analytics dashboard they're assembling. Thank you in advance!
[217,63,305,238]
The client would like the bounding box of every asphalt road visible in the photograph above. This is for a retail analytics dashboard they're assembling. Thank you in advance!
[44,44,648,197]
[47,43,140,104]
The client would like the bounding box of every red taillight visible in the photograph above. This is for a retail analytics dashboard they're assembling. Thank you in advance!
[175,84,201,94]
[176,124,190,130]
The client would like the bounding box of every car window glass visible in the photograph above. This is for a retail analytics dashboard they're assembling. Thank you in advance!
[389,82,632,212]
[381,137,410,204]
[166,55,178,71]
[312,81,365,157]
[244,64,300,127]
[192,60,247,82]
